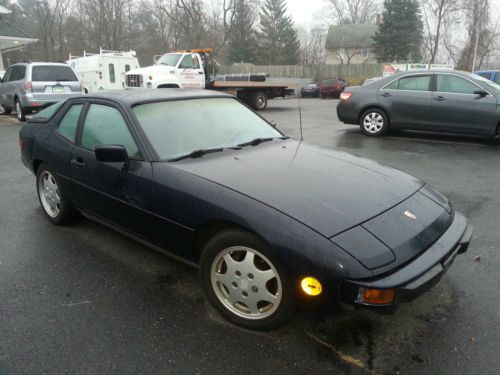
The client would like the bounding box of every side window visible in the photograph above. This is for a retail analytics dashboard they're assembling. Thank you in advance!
[436,75,479,94]
[384,79,399,90]
[398,75,431,91]
[57,104,83,142]
[192,55,200,69]
[81,104,141,158]
[179,55,195,69]
[2,67,12,82]
[125,64,130,72]
[10,66,26,81]
[109,64,115,83]
[494,74,500,84]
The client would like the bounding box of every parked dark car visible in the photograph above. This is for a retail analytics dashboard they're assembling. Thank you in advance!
[320,78,346,98]
[0,62,83,122]
[301,83,320,98]
[20,90,472,330]
[337,70,500,137]
[474,70,500,84]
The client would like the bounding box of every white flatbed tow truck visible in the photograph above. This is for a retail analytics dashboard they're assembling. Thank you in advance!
[124,49,294,110]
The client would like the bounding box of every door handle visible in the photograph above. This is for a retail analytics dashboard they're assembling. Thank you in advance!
[198,71,204,74]
[380,92,391,97]
[71,158,86,167]
[434,96,446,101]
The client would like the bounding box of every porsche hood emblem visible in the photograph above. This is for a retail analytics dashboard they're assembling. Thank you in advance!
[404,210,417,220]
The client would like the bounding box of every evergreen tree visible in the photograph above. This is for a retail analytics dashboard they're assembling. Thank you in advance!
[227,0,258,63]
[257,0,300,65]
[373,0,423,62]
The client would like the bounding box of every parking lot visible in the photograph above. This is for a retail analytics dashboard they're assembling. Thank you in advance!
[1,98,499,375]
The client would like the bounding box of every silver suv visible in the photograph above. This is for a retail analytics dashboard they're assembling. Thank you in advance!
[0,62,83,121]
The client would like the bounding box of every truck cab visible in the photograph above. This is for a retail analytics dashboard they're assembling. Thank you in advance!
[125,52,206,89]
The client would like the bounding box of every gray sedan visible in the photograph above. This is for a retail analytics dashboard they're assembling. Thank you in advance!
[337,70,500,138]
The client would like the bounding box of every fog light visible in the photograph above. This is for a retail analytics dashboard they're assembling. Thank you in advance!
[358,287,395,305]
[301,277,322,296]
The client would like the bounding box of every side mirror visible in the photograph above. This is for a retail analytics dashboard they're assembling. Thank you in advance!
[95,144,129,166]
[474,90,488,97]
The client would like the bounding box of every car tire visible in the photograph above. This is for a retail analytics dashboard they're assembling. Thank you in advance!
[360,109,389,137]
[0,104,11,115]
[199,229,296,330]
[36,164,77,225]
[250,91,267,111]
[15,99,26,122]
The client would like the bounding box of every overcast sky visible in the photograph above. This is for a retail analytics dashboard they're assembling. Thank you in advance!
[286,0,325,26]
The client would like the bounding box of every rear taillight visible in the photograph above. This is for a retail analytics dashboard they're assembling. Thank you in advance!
[23,81,32,93]
[340,92,353,100]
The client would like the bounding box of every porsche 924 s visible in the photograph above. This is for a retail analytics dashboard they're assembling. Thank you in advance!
[19,90,472,330]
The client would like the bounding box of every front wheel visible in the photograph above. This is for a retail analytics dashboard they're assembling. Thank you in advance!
[36,164,77,225]
[360,109,389,136]
[199,229,296,330]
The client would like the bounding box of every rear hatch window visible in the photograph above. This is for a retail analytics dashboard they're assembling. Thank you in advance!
[32,66,78,82]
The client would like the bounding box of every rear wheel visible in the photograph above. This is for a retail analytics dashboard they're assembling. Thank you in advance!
[200,229,296,330]
[0,104,11,115]
[360,109,389,137]
[36,164,77,225]
[250,91,267,111]
[15,100,26,122]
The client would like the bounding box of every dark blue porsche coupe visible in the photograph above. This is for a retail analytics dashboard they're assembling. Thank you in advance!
[19,90,472,330]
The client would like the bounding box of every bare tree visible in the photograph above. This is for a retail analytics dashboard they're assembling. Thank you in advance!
[32,0,71,61]
[454,0,498,71]
[421,0,459,64]
[160,0,206,48]
[325,0,379,24]
[298,27,327,65]
[205,0,236,57]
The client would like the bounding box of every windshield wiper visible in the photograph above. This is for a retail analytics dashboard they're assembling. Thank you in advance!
[168,147,241,162]
[237,136,289,148]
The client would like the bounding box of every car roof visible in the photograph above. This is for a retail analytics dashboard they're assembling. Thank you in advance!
[82,89,232,105]
[11,62,72,67]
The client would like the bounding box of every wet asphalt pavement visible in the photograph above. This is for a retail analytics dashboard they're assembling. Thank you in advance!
[1,98,499,375]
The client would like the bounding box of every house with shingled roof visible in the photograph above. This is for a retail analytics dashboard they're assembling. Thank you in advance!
[325,24,378,65]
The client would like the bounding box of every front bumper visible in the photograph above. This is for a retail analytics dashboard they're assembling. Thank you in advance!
[340,211,472,306]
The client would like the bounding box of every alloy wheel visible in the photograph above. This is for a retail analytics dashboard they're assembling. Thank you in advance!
[38,170,61,218]
[210,246,282,320]
[363,112,384,134]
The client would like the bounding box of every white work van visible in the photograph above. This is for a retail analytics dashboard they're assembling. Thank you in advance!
[67,48,140,93]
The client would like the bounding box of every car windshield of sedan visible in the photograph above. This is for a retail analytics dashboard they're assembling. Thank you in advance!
[132,98,283,160]
[472,74,500,92]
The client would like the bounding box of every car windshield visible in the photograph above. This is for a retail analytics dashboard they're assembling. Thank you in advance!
[156,53,182,67]
[471,74,500,92]
[32,66,78,82]
[133,98,283,160]
[306,84,317,88]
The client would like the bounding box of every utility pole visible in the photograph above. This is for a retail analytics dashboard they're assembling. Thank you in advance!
[471,25,480,72]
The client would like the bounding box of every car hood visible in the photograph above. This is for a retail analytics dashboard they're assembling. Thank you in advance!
[173,139,424,238]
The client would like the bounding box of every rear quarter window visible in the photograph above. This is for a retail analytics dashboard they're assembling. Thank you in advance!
[32,66,78,82]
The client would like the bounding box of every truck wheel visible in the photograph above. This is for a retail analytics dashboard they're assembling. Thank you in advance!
[0,104,11,115]
[251,92,267,111]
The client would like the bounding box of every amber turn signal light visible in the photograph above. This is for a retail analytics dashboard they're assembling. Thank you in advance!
[358,287,395,305]
[301,277,322,296]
